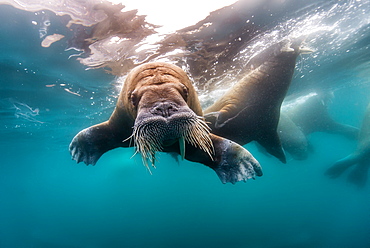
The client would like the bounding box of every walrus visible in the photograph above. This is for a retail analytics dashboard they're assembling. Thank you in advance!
[204,39,311,163]
[69,62,262,184]
[325,102,370,188]
[278,91,359,160]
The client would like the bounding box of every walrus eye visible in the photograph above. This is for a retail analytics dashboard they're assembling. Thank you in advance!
[181,85,189,101]
[130,92,139,107]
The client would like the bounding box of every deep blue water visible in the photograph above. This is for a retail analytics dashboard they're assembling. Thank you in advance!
[1,1,370,248]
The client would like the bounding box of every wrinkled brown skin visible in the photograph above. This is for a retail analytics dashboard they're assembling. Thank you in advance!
[69,62,262,184]
[204,41,305,164]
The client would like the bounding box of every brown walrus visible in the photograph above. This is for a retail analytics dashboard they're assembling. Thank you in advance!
[204,40,311,163]
[69,62,262,184]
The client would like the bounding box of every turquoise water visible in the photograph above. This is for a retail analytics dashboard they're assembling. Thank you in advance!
[1,1,370,248]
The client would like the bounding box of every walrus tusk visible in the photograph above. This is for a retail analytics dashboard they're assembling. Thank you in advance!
[299,45,314,54]
[179,136,185,160]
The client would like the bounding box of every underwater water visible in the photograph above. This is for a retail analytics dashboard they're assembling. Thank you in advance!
[1,0,370,247]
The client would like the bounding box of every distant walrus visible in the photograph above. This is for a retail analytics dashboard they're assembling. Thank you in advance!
[325,102,370,188]
[279,91,359,160]
[204,40,311,163]
[69,62,262,184]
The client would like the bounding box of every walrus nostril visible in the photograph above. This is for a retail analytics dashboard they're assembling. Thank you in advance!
[152,102,178,117]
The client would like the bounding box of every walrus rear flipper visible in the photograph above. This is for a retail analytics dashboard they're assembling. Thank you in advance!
[325,154,358,178]
[347,159,369,188]
[69,122,125,165]
[325,123,360,140]
[256,131,286,164]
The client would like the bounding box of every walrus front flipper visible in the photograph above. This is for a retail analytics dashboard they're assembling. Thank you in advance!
[69,122,125,165]
[256,130,286,164]
[203,111,227,128]
[211,138,263,184]
[325,155,358,178]
[184,134,262,184]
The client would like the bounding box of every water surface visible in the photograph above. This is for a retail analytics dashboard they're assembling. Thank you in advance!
[1,1,370,247]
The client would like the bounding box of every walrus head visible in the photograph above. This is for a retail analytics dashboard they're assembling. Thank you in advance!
[122,63,214,171]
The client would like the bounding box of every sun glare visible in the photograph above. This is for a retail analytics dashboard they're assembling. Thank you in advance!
[109,0,237,33]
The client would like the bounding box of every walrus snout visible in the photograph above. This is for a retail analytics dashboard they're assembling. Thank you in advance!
[150,101,179,117]
[131,109,214,169]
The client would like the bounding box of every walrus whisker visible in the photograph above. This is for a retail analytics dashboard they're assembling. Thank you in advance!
[142,156,153,175]
[179,136,185,160]
[130,113,214,171]
[183,116,214,159]
[131,123,164,171]
[122,132,134,145]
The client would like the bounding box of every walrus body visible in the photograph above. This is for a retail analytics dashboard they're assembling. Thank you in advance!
[204,40,307,163]
[279,91,359,160]
[70,62,262,184]
[325,103,370,187]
